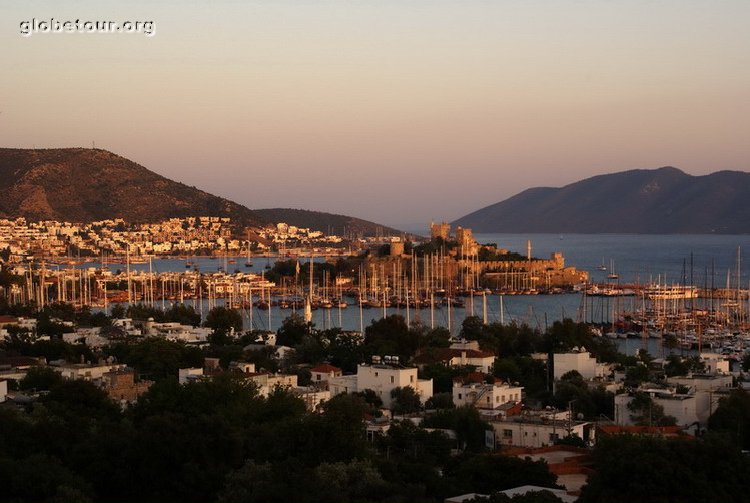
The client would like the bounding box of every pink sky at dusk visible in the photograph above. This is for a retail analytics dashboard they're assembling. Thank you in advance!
[2,0,749,229]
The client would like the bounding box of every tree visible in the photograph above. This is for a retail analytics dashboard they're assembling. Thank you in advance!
[110,304,126,319]
[127,303,166,322]
[204,306,243,335]
[743,353,750,373]
[478,322,542,357]
[106,337,203,381]
[276,314,311,347]
[390,386,422,415]
[665,355,706,377]
[579,434,750,503]
[19,365,63,391]
[626,392,676,427]
[375,420,452,466]
[664,354,689,377]
[363,315,422,362]
[164,304,202,326]
[313,460,393,502]
[460,316,485,340]
[445,453,560,495]
[426,392,455,409]
[422,406,492,452]
[419,362,474,394]
[623,364,650,388]
[218,460,304,503]
[708,388,750,449]
[494,356,548,400]
[555,434,586,448]
[424,326,452,348]
[286,393,371,466]
[42,379,122,423]
[354,388,384,409]
[0,454,93,503]
[324,329,365,373]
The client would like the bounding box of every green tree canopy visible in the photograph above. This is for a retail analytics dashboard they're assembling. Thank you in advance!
[708,388,750,450]
[204,306,243,334]
[390,386,422,415]
[579,434,750,503]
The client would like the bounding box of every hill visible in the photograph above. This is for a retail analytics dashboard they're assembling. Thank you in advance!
[252,208,403,237]
[453,167,750,233]
[0,148,399,236]
[0,148,263,226]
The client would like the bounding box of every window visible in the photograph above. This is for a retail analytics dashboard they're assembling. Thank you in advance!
[486,396,490,403]
[458,393,462,399]
[410,375,414,383]
[549,433,559,442]
[390,376,394,384]
[375,372,379,377]
[503,429,512,438]
[316,374,321,381]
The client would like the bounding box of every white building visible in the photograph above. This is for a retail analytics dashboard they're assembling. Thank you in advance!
[295,387,331,412]
[699,353,731,375]
[229,361,256,374]
[491,413,593,449]
[52,361,127,384]
[666,373,733,393]
[144,320,212,344]
[413,342,496,374]
[553,349,608,380]
[0,379,7,403]
[310,363,342,390]
[113,318,142,336]
[63,327,110,348]
[614,389,721,428]
[245,372,298,397]
[17,317,37,332]
[453,379,523,410]
[329,357,433,409]
[178,367,205,384]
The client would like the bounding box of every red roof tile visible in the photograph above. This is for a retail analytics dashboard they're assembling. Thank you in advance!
[311,364,342,374]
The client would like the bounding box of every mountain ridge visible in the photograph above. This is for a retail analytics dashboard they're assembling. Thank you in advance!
[0,148,401,236]
[453,167,750,234]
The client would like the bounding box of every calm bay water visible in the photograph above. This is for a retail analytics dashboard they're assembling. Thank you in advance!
[80,234,750,348]
[478,233,750,287]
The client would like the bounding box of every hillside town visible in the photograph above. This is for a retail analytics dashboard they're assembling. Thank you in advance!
[0,216,363,261]
[2,233,750,503]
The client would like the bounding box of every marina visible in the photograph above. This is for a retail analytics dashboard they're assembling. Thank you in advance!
[5,233,750,362]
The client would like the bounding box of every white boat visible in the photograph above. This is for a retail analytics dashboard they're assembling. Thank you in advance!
[607,259,619,280]
[644,284,699,300]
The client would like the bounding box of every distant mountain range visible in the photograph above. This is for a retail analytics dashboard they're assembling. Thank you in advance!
[453,167,750,234]
[0,148,400,236]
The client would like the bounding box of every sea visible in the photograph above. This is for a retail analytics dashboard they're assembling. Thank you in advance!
[77,234,750,356]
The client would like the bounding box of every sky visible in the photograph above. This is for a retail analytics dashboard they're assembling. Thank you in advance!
[1,1,749,230]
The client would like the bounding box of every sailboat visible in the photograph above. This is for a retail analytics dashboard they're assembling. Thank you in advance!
[244,232,253,267]
[607,259,619,280]
[596,258,607,271]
